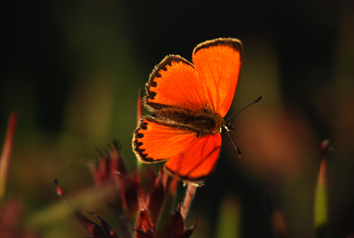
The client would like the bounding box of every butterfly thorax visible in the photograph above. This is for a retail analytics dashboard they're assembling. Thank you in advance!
[149,106,224,137]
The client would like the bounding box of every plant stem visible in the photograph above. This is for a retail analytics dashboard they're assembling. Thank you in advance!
[181,183,197,219]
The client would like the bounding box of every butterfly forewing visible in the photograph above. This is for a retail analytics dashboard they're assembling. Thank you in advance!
[133,118,199,162]
[192,38,242,117]
[145,55,208,112]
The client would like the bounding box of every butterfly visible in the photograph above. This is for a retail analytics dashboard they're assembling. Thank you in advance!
[132,38,243,185]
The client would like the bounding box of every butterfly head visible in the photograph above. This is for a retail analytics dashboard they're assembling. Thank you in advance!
[221,122,234,133]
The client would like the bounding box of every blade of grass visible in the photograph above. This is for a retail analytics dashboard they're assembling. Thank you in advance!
[0,112,17,205]
[314,139,330,238]
[216,195,241,238]
[26,182,116,229]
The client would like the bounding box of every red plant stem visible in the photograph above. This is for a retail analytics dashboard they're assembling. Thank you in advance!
[137,89,143,123]
[318,139,330,186]
[136,90,144,168]
[0,112,18,204]
[181,183,197,219]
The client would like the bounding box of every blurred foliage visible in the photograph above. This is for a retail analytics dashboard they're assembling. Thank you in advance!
[1,0,354,237]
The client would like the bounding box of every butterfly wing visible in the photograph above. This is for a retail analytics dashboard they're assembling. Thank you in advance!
[164,133,221,182]
[133,118,221,182]
[145,55,208,111]
[145,38,242,117]
[192,38,242,117]
[133,117,196,162]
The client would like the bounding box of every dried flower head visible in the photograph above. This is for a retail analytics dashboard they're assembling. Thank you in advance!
[57,143,197,238]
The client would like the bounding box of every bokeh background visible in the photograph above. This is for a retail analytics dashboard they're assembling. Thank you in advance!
[1,0,354,237]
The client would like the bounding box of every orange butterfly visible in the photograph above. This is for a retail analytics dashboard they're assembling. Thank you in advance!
[133,38,242,185]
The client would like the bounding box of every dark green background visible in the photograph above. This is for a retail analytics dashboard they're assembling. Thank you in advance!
[1,1,353,237]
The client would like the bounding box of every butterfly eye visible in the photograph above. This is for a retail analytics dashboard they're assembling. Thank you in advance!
[221,123,234,133]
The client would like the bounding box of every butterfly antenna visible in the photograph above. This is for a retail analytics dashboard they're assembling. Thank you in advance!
[226,95,263,122]
[226,130,242,158]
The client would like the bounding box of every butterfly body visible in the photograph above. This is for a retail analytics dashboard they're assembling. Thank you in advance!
[133,38,242,184]
[149,106,224,136]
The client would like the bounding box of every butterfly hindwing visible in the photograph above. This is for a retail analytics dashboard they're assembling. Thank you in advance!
[164,133,221,182]
[133,117,222,182]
